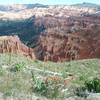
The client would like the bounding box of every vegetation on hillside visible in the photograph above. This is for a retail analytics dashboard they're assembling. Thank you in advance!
[0,53,100,99]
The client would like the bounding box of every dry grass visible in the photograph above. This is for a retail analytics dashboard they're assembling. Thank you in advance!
[0,53,100,99]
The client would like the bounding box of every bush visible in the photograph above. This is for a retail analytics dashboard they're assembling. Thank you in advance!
[12,62,25,72]
[34,80,48,95]
[31,72,61,99]
[33,79,48,95]
[75,77,100,97]
[85,78,100,93]
[31,72,48,96]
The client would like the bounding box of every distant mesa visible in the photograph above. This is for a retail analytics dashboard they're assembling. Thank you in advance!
[72,2,100,9]
[0,4,48,12]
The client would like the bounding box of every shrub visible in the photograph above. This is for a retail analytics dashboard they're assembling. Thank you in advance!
[75,77,100,97]
[31,72,61,99]
[31,72,48,96]
[34,80,48,95]
[85,78,100,93]
[33,79,48,95]
[13,62,25,72]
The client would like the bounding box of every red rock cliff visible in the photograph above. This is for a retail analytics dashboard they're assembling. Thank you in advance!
[29,15,100,62]
[0,35,35,59]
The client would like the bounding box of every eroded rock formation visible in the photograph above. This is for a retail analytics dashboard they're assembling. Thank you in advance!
[28,15,100,62]
[0,35,35,59]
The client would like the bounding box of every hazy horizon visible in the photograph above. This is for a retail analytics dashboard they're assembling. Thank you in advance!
[0,0,99,5]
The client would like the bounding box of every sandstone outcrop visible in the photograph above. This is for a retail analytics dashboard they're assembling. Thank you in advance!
[0,35,35,59]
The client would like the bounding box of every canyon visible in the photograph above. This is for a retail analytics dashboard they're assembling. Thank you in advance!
[28,15,100,62]
[0,3,100,62]
[0,3,100,100]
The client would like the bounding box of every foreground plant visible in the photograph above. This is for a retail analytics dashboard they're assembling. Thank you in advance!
[85,77,100,93]
[10,62,25,72]
[31,72,63,99]
[75,77,100,98]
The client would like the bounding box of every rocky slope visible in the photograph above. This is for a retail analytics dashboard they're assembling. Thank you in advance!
[28,15,100,62]
[0,35,35,59]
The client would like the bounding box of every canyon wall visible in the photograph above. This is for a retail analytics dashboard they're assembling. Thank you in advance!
[0,35,35,59]
[28,15,100,62]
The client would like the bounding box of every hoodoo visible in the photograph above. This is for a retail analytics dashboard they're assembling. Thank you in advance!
[0,35,35,59]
